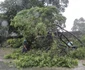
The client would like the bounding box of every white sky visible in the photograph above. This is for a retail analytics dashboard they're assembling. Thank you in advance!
[0,0,85,31]
[63,0,85,31]
[0,0,4,3]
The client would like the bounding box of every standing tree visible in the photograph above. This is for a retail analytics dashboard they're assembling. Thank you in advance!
[42,0,69,12]
[0,0,44,33]
[0,0,68,33]
[71,17,85,32]
[0,0,44,22]
[0,0,69,22]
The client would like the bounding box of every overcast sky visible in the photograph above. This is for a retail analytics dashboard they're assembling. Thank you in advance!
[0,0,85,31]
[63,0,85,31]
[0,0,4,3]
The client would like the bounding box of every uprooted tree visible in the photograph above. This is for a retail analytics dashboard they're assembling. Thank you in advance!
[11,6,66,49]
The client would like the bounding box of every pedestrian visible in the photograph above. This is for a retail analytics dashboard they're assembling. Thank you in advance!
[22,39,28,53]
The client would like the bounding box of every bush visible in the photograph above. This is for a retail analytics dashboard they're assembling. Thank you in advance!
[68,47,85,59]
[7,39,23,48]
[4,54,12,59]
[4,48,22,59]
[4,52,20,59]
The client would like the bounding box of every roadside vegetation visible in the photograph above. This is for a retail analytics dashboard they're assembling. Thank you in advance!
[3,6,85,68]
[1,0,85,69]
[4,49,78,68]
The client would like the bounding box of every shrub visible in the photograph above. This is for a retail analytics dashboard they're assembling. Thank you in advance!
[4,52,20,59]
[4,54,12,59]
[68,47,85,59]
[7,38,23,48]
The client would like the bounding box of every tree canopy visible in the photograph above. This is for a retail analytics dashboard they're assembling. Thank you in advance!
[0,0,43,22]
[71,17,85,32]
[0,0,69,21]
[11,6,66,48]
[0,0,68,33]
[43,0,69,12]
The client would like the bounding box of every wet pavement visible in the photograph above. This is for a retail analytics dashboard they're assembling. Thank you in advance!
[0,61,18,70]
[73,60,85,70]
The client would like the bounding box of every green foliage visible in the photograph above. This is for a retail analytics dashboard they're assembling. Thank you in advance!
[81,35,85,43]
[7,38,23,48]
[4,49,78,68]
[14,56,78,68]
[71,17,85,32]
[11,6,66,49]
[68,47,85,59]
[4,53,20,59]
[4,48,21,59]
[0,0,43,21]
[4,54,12,59]
[0,0,68,33]
[0,14,7,19]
